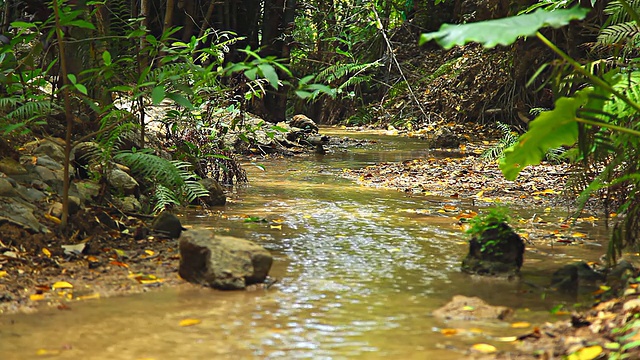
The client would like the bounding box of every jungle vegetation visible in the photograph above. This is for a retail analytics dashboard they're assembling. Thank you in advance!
[0,0,639,261]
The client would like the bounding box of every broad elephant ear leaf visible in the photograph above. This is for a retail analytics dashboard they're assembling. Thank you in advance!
[419,7,590,49]
[498,90,590,180]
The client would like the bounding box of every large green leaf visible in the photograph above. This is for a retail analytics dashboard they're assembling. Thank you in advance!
[419,7,590,49]
[258,64,279,89]
[499,90,590,180]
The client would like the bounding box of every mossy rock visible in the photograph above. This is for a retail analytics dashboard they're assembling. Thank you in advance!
[461,222,524,276]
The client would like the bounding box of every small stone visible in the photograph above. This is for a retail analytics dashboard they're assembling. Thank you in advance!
[106,167,139,196]
[199,178,226,206]
[151,212,184,238]
[32,140,66,163]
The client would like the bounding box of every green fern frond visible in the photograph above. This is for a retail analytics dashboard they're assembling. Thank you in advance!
[604,0,640,24]
[6,100,55,120]
[481,122,519,161]
[114,150,208,212]
[152,184,181,213]
[316,61,380,84]
[598,21,640,45]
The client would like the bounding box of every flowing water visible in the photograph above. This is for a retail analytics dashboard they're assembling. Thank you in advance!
[0,129,612,359]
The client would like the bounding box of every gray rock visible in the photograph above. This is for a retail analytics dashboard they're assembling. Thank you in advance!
[551,261,605,293]
[16,185,45,202]
[0,178,15,196]
[179,229,273,290]
[0,197,48,233]
[199,178,226,206]
[32,139,66,163]
[114,196,141,213]
[433,295,513,321]
[0,158,27,175]
[151,212,185,238]
[75,180,101,202]
[33,166,64,193]
[36,155,63,170]
[106,167,139,196]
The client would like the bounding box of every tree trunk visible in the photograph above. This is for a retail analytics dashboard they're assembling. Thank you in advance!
[181,0,196,41]
[198,0,215,38]
[163,0,175,33]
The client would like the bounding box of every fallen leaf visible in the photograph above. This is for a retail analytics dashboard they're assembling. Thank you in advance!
[110,261,129,268]
[36,349,62,356]
[440,328,458,336]
[0,270,7,278]
[76,293,100,301]
[44,213,61,224]
[42,248,51,258]
[52,281,73,290]
[572,232,587,238]
[496,336,518,342]
[62,243,86,255]
[30,294,45,301]
[511,321,531,328]
[179,318,202,327]
[566,345,602,360]
[471,343,497,353]
[270,224,282,230]
[144,250,155,256]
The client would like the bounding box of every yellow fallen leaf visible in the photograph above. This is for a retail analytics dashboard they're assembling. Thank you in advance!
[144,250,155,256]
[471,343,497,353]
[567,345,603,360]
[179,318,202,327]
[572,232,587,238]
[496,336,518,342]
[462,306,475,311]
[42,248,51,258]
[440,328,458,336]
[511,321,531,328]
[474,191,484,198]
[36,348,62,356]
[44,213,61,224]
[0,270,7,278]
[270,225,282,230]
[76,293,100,301]
[303,215,312,219]
[387,248,401,253]
[52,281,73,290]
[30,294,45,301]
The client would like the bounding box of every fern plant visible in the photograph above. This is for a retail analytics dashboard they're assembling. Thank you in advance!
[481,122,519,161]
[482,121,566,163]
[114,149,209,213]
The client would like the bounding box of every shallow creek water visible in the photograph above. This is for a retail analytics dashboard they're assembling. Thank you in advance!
[1,129,612,359]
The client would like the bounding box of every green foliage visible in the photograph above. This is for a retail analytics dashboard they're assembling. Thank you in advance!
[481,122,519,161]
[499,91,588,180]
[114,149,208,213]
[419,7,590,49]
[466,207,511,237]
[422,4,640,259]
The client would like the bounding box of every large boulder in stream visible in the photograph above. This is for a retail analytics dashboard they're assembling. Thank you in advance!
[461,222,524,276]
[179,229,273,290]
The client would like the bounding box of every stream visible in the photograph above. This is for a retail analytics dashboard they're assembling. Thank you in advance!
[0,129,611,359]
